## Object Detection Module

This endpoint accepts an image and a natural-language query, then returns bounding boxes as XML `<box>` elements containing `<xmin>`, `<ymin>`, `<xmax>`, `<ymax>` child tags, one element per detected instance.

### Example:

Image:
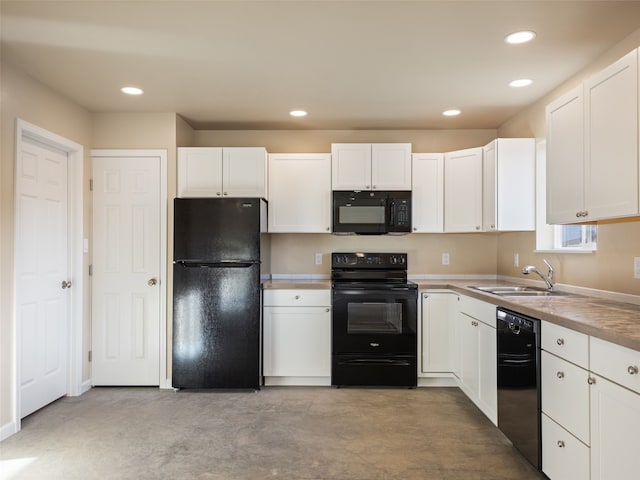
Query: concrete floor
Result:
<box><xmin>0</xmin><ymin>386</ymin><xmax>543</xmax><ymax>480</ymax></box>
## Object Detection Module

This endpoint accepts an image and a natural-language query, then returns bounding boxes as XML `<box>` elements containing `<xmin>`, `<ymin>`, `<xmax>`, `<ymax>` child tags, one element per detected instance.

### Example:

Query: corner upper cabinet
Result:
<box><xmin>444</xmin><ymin>147</ymin><xmax>483</xmax><ymax>232</ymax></box>
<box><xmin>546</xmin><ymin>48</ymin><xmax>639</xmax><ymax>224</ymax></box>
<box><xmin>177</xmin><ymin>147</ymin><xmax>267</xmax><ymax>198</ymax></box>
<box><xmin>331</xmin><ymin>143</ymin><xmax>412</xmax><ymax>190</ymax></box>
<box><xmin>267</xmin><ymin>153</ymin><xmax>332</xmax><ymax>233</ymax></box>
<box><xmin>412</xmin><ymin>153</ymin><xmax>444</xmax><ymax>232</ymax></box>
<box><xmin>482</xmin><ymin>138</ymin><xmax>535</xmax><ymax>231</ymax></box>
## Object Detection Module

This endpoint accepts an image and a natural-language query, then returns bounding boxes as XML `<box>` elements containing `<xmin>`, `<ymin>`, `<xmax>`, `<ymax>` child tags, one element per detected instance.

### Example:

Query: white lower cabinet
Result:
<box><xmin>542</xmin><ymin>413</ymin><xmax>590</xmax><ymax>480</ymax></box>
<box><xmin>262</xmin><ymin>289</ymin><xmax>331</xmax><ymax>386</ymax></box>
<box><xmin>419</xmin><ymin>291</ymin><xmax>458</xmax><ymax>376</ymax></box>
<box><xmin>589</xmin><ymin>337</ymin><xmax>640</xmax><ymax>480</ymax></box>
<box><xmin>457</xmin><ymin>294</ymin><xmax>497</xmax><ymax>425</ymax></box>
<box><xmin>541</xmin><ymin>321</ymin><xmax>590</xmax><ymax>480</ymax></box>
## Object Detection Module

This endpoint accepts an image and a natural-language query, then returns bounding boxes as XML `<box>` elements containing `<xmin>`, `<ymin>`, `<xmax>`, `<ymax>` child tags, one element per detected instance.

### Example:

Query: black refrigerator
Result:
<box><xmin>172</xmin><ymin>198</ymin><xmax>267</xmax><ymax>390</ymax></box>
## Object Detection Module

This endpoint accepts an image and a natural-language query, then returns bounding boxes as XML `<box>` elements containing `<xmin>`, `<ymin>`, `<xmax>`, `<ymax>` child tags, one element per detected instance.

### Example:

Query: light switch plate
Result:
<box><xmin>514</xmin><ymin>253</ymin><xmax>519</xmax><ymax>267</ymax></box>
<box><xmin>634</xmin><ymin>257</ymin><xmax>640</xmax><ymax>279</ymax></box>
<box><xmin>315</xmin><ymin>253</ymin><xmax>322</xmax><ymax>265</ymax></box>
<box><xmin>442</xmin><ymin>253</ymin><xmax>450</xmax><ymax>265</ymax></box>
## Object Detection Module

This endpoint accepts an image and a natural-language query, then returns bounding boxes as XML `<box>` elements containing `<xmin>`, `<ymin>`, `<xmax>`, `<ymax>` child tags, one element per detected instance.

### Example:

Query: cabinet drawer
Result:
<box><xmin>542</xmin><ymin>413</ymin><xmax>590</xmax><ymax>480</ymax></box>
<box><xmin>541</xmin><ymin>351</ymin><xmax>590</xmax><ymax>445</ymax></box>
<box><xmin>263</xmin><ymin>289</ymin><xmax>330</xmax><ymax>307</ymax></box>
<box><xmin>458</xmin><ymin>295</ymin><xmax>496</xmax><ymax>327</ymax></box>
<box><xmin>591</xmin><ymin>336</ymin><xmax>640</xmax><ymax>394</ymax></box>
<box><xmin>541</xmin><ymin>321</ymin><xmax>589</xmax><ymax>368</ymax></box>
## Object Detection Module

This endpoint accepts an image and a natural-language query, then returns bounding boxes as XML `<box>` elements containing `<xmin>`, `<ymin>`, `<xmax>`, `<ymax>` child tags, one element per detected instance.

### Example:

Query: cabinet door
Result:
<box><xmin>371</xmin><ymin>143</ymin><xmax>412</xmax><ymax>190</ymax></box>
<box><xmin>546</xmin><ymin>85</ymin><xmax>585</xmax><ymax>224</ymax></box>
<box><xmin>263</xmin><ymin>306</ymin><xmax>331</xmax><ymax>377</ymax></box>
<box><xmin>331</xmin><ymin>143</ymin><xmax>372</xmax><ymax>190</ymax></box>
<box><xmin>412</xmin><ymin>153</ymin><xmax>444</xmax><ymax>232</ymax></box>
<box><xmin>459</xmin><ymin>312</ymin><xmax>479</xmax><ymax>401</ymax></box>
<box><xmin>177</xmin><ymin>147</ymin><xmax>223</xmax><ymax>197</ymax></box>
<box><xmin>585</xmin><ymin>49</ymin><xmax>639</xmax><ymax>221</ymax></box>
<box><xmin>444</xmin><ymin>147</ymin><xmax>483</xmax><ymax>232</ymax></box>
<box><xmin>267</xmin><ymin>154</ymin><xmax>331</xmax><ymax>233</ymax></box>
<box><xmin>483</xmin><ymin>139</ymin><xmax>536</xmax><ymax>231</ymax></box>
<box><xmin>222</xmin><ymin>147</ymin><xmax>267</xmax><ymax>198</ymax></box>
<box><xmin>420</xmin><ymin>292</ymin><xmax>456</xmax><ymax>374</ymax></box>
<box><xmin>477</xmin><ymin>320</ymin><xmax>497</xmax><ymax>426</ymax></box>
<box><xmin>590</xmin><ymin>374</ymin><xmax>640</xmax><ymax>480</ymax></box>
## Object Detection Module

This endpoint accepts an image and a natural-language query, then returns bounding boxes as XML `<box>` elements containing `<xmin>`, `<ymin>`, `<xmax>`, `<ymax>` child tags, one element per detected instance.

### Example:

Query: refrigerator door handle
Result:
<box><xmin>176</xmin><ymin>261</ymin><xmax>259</xmax><ymax>268</ymax></box>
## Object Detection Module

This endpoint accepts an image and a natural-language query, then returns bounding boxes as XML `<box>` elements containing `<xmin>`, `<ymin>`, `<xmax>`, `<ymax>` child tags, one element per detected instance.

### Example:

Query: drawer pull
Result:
<box><xmin>325</xmin><ymin>308</ymin><xmax>330</xmax><ymax>313</ymax></box>
<box><xmin>588</xmin><ymin>376</ymin><xmax>596</xmax><ymax>385</ymax></box>
<box><xmin>295</xmin><ymin>295</ymin><xmax>300</xmax><ymax>300</ymax></box>
<box><xmin>557</xmin><ymin>440</ymin><xmax>565</xmax><ymax>448</ymax></box>
<box><xmin>628</xmin><ymin>366</ymin><xmax>639</xmax><ymax>375</ymax></box>
<box><xmin>557</xmin><ymin>338</ymin><xmax>565</xmax><ymax>346</ymax></box>
<box><xmin>556</xmin><ymin>371</ymin><xmax>564</xmax><ymax>379</ymax></box>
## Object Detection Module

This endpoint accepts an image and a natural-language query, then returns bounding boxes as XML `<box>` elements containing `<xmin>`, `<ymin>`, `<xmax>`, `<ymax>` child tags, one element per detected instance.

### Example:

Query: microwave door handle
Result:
<box><xmin>389</xmin><ymin>200</ymin><xmax>395</xmax><ymax>226</ymax></box>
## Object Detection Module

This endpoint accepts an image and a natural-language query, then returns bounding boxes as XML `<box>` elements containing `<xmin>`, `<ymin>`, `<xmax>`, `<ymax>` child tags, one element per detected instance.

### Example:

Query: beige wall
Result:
<box><xmin>497</xmin><ymin>28</ymin><xmax>640</xmax><ymax>296</ymax></box>
<box><xmin>0</xmin><ymin>62</ymin><xmax>92</xmax><ymax>432</ymax></box>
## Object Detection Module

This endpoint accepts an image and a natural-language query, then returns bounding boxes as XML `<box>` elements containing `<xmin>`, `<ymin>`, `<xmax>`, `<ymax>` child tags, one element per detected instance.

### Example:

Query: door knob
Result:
<box><xmin>61</xmin><ymin>280</ymin><xmax>73</xmax><ymax>289</ymax></box>
<box><xmin>148</xmin><ymin>278</ymin><xmax>158</xmax><ymax>286</ymax></box>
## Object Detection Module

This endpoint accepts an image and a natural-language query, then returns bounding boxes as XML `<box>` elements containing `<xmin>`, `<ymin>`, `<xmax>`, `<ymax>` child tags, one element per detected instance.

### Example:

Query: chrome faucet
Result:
<box><xmin>522</xmin><ymin>259</ymin><xmax>554</xmax><ymax>290</ymax></box>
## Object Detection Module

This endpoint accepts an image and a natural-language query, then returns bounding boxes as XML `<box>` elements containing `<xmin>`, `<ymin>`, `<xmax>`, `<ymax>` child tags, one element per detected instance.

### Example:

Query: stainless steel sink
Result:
<box><xmin>469</xmin><ymin>285</ymin><xmax>571</xmax><ymax>297</ymax></box>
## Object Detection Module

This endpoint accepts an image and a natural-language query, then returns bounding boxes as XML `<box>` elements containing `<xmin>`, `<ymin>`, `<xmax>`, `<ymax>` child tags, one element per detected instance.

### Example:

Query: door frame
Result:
<box><xmin>12</xmin><ymin>119</ymin><xmax>84</xmax><ymax>435</ymax></box>
<box><xmin>90</xmin><ymin>149</ymin><xmax>168</xmax><ymax>388</ymax></box>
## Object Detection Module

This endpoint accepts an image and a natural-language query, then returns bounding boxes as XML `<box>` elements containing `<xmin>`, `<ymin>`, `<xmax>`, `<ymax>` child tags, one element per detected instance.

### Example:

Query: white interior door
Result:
<box><xmin>92</xmin><ymin>155</ymin><xmax>161</xmax><ymax>385</ymax></box>
<box><xmin>16</xmin><ymin>138</ymin><xmax>70</xmax><ymax>418</ymax></box>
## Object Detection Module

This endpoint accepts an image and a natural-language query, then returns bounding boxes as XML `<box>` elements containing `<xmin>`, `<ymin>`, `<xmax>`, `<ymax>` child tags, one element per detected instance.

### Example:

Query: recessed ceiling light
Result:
<box><xmin>442</xmin><ymin>109</ymin><xmax>461</xmax><ymax>117</ymax></box>
<box><xmin>120</xmin><ymin>86</ymin><xmax>144</xmax><ymax>95</ymax></box>
<box><xmin>289</xmin><ymin>110</ymin><xmax>307</xmax><ymax>117</ymax></box>
<box><xmin>504</xmin><ymin>30</ymin><xmax>536</xmax><ymax>44</ymax></box>
<box><xmin>509</xmin><ymin>78</ymin><xmax>533</xmax><ymax>88</ymax></box>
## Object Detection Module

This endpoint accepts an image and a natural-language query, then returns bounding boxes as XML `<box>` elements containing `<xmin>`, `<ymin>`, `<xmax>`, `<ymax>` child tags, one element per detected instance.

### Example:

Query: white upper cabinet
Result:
<box><xmin>546</xmin><ymin>85</ymin><xmax>585</xmax><ymax>224</ymax></box>
<box><xmin>444</xmin><ymin>147</ymin><xmax>483</xmax><ymax>232</ymax></box>
<box><xmin>585</xmin><ymin>49</ymin><xmax>639</xmax><ymax>221</ymax></box>
<box><xmin>546</xmin><ymin>48</ymin><xmax>639</xmax><ymax>224</ymax></box>
<box><xmin>331</xmin><ymin>143</ymin><xmax>411</xmax><ymax>190</ymax></box>
<box><xmin>482</xmin><ymin>139</ymin><xmax>535</xmax><ymax>231</ymax></box>
<box><xmin>412</xmin><ymin>153</ymin><xmax>444</xmax><ymax>233</ymax></box>
<box><xmin>267</xmin><ymin>153</ymin><xmax>332</xmax><ymax>233</ymax></box>
<box><xmin>177</xmin><ymin>147</ymin><xmax>267</xmax><ymax>198</ymax></box>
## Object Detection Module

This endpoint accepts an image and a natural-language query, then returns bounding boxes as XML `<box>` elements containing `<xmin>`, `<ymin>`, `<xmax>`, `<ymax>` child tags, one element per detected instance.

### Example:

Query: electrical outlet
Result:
<box><xmin>442</xmin><ymin>253</ymin><xmax>450</xmax><ymax>265</ymax></box>
<box><xmin>514</xmin><ymin>253</ymin><xmax>519</xmax><ymax>267</ymax></box>
<box><xmin>634</xmin><ymin>257</ymin><xmax>640</xmax><ymax>279</ymax></box>
<box><xmin>315</xmin><ymin>253</ymin><xmax>322</xmax><ymax>265</ymax></box>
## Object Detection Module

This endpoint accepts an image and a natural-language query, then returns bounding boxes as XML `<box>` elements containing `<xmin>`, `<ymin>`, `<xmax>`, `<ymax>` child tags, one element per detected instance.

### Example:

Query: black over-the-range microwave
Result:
<box><xmin>332</xmin><ymin>190</ymin><xmax>412</xmax><ymax>235</ymax></box>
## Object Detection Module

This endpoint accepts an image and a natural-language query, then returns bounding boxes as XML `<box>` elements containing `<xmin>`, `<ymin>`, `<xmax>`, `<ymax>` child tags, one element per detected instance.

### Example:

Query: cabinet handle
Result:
<box><xmin>557</xmin><ymin>338</ymin><xmax>565</xmax><ymax>346</ymax></box>
<box><xmin>576</xmin><ymin>211</ymin><xmax>582</xmax><ymax>218</ymax></box>
<box><xmin>556</xmin><ymin>371</ymin><xmax>564</xmax><ymax>379</ymax></box>
<box><xmin>372</xmin><ymin>185</ymin><xmax>376</xmax><ymax>189</ymax></box>
<box><xmin>475</xmin><ymin>226</ymin><xmax>481</xmax><ymax>230</ymax></box>
<box><xmin>326</xmin><ymin>227</ymin><xmax>330</xmax><ymax>231</ymax></box>
<box><xmin>325</xmin><ymin>308</ymin><xmax>330</xmax><ymax>312</ymax></box>
<box><xmin>471</xmin><ymin>321</ymin><xmax>478</xmax><ymax>327</ymax></box>
<box><xmin>223</xmin><ymin>192</ymin><xmax>228</xmax><ymax>196</ymax></box>
<box><xmin>588</xmin><ymin>376</ymin><xmax>596</xmax><ymax>385</ymax></box>
<box><xmin>557</xmin><ymin>440</ymin><xmax>565</xmax><ymax>448</ymax></box>
<box><xmin>295</xmin><ymin>295</ymin><xmax>300</xmax><ymax>300</ymax></box>
<box><xmin>628</xmin><ymin>366</ymin><xmax>639</xmax><ymax>375</ymax></box>
<box><xmin>414</xmin><ymin>227</ymin><xmax>417</xmax><ymax>231</ymax></box>
<box><xmin>216</xmin><ymin>192</ymin><xmax>221</xmax><ymax>196</ymax></box>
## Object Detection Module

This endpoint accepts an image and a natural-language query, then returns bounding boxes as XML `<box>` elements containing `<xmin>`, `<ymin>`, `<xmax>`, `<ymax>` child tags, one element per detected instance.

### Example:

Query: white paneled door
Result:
<box><xmin>92</xmin><ymin>155</ymin><xmax>161</xmax><ymax>385</ymax></box>
<box><xmin>16</xmin><ymin>138</ymin><xmax>70</xmax><ymax>418</ymax></box>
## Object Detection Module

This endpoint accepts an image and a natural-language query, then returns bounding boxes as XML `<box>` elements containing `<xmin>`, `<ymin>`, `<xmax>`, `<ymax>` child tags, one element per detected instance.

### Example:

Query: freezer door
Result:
<box><xmin>172</xmin><ymin>262</ymin><xmax>260</xmax><ymax>389</ymax></box>
<box><xmin>174</xmin><ymin>198</ymin><xmax>261</xmax><ymax>262</ymax></box>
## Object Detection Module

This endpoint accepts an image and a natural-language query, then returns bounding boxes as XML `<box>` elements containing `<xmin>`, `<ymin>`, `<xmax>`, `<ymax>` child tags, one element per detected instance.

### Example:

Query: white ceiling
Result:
<box><xmin>2</xmin><ymin>1</ymin><xmax>640</xmax><ymax>130</ymax></box>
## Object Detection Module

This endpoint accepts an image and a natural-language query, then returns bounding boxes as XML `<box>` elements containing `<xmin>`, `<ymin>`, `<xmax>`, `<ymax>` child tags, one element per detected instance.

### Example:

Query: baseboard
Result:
<box><xmin>264</xmin><ymin>376</ymin><xmax>331</xmax><ymax>386</ymax></box>
<box><xmin>0</xmin><ymin>420</ymin><xmax>18</xmax><ymax>442</ymax></box>
<box><xmin>417</xmin><ymin>376</ymin><xmax>458</xmax><ymax>387</ymax></box>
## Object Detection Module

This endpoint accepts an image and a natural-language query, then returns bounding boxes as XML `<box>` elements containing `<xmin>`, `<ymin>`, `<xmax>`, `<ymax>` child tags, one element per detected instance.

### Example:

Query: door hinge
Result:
<box><xmin>88</xmin><ymin>350</ymin><xmax>92</xmax><ymax>362</ymax></box>
<box><xmin>89</xmin><ymin>179</ymin><xmax>93</xmax><ymax>191</ymax></box>
<box><xmin>89</xmin><ymin>264</ymin><xmax>93</xmax><ymax>276</ymax></box>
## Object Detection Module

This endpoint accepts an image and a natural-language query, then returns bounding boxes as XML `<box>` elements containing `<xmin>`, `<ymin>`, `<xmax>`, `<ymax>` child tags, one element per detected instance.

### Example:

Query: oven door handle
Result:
<box><xmin>339</xmin><ymin>358</ymin><xmax>412</xmax><ymax>367</ymax></box>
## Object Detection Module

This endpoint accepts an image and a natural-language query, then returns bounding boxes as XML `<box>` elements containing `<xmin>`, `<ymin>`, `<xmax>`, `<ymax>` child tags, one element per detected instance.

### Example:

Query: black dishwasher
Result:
<box><xmin>496</xmin><ymin>308</ymin><xmax>541</xmax><ymax>471</ymax></box>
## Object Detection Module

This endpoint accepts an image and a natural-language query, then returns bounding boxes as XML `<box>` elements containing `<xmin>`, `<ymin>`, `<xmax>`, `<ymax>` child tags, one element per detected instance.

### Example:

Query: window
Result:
<box><xmin>535</xmin><ymin>140</ymin><xmax>596</xmax><ymax>253</ymax></box>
